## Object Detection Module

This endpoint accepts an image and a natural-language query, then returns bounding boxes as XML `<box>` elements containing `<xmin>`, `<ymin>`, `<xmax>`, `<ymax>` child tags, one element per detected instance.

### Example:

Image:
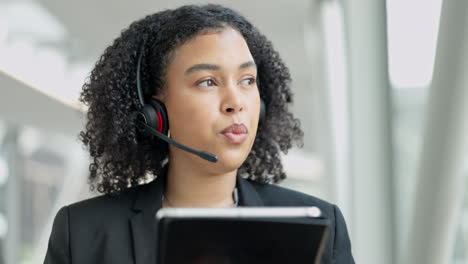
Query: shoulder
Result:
<box><xmin>247</xmin><ymin>180</ymin><xmax>355</xmax><ymax>262</ymax></box>
<box><xmin>59</xmin><ymin>181</ymin><xmax>153</xmax><ymax>224</ymax></box>
<box><xmin>69</xmin><ymin>184</ymin><xmax>138</xmax><ymax>211</ymax></box>
<box><xmin>45</xmin><ymin>182</ymin><xmax>155</xmax><ymax>263</ymax></box>
<box><xmin>246</xmin><ymin>179</ymin><xmax>347</xmax><ymax>226</ymax></box>
<box><xmin>47</xmin><ymin>182</ymin><xmax>153</xmax><ymax>247</ymax></box>
<box><xmin>247</xmin><ymin>179</ymin><xmax>334</xmax><ymax>210</ymax></box>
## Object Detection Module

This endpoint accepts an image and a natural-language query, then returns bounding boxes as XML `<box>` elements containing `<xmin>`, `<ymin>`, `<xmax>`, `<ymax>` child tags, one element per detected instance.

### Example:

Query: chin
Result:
<box><xmin>213</xmin><ymin>153</ymin><xmax>248</xmax><ymax>173</ymax></box>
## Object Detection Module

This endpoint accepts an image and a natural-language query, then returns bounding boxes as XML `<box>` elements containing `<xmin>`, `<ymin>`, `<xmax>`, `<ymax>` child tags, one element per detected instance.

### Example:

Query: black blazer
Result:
<box><xmin>44</xmin><ymin>169</ymin><xmax>355</xmax><ymax>264</ymax></box>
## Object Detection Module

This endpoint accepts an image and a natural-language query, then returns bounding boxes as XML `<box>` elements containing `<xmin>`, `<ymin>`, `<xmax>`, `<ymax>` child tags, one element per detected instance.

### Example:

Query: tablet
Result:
<box><xmin>155</xmin><ymin>207</ymin><xmax>330</xmax><ymax>264</ymax></box>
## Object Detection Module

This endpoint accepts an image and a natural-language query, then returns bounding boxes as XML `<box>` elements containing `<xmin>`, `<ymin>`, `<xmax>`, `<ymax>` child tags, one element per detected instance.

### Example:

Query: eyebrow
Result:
<box><xmin>184</xmin><ymin>60</ymin><xmax>257</xmax><ymax>75</ymax></box>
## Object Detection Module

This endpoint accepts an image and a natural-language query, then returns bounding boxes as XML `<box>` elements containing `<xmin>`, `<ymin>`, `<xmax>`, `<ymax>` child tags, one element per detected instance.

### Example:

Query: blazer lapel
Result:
<box><xmin>236</xmin><ymin>175</ymin><xmax>265</xmax><ymax>207</ymax></box>
<box><xmin>130</xmin><ymin>167</ymin><xmax>167</xmax><ymax>264</ymax></box>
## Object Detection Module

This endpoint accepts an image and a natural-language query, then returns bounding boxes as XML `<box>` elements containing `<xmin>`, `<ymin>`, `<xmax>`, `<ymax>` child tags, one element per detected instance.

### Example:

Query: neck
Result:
<box><xmin>163</xmin><ymin>158</ymin><xmax>238</xmax><ymax>208</ymax></box>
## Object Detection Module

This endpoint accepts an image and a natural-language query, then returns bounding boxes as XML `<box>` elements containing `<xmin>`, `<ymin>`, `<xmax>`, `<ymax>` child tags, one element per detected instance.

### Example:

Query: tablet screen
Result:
<box><xmin>156</xmin><ymin>208</ymin><xmax>330</xmax><ymax>264</ymax></box>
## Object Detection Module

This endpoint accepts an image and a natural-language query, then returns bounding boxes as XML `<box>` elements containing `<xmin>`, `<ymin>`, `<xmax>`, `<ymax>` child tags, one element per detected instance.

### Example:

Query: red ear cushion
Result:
<box><xmin>148</xmin><ymin>98</ymin><xmax>169</xmax><ymax>136</ymax></box>
<box><xmin>154</xmin><ymin>108</ymin><xmax>164</xmax><ymax>133</ymax></box>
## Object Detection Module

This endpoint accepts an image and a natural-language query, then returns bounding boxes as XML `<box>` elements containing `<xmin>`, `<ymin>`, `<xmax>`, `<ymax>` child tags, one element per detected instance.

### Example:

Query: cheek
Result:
<box><xmin>250</xmin><ymin>95</ymin><xmax>261</xmax><ymax>124</ymax></box>
<box><xmin>250</xmin><ymin>110</ymin><xmax>260</xmax><ymax>141</ymax></box>
<box><xmin>166</xmin><ymin>99</ymin><xmax>217</xmax><ymax>135</ymax></box>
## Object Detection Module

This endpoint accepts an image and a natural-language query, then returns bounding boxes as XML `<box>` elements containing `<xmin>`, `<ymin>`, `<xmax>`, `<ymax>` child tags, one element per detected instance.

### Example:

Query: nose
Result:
<box><xmin>223</xmin><ymin>103</ymin><xmax>243</xmax><ymax>114</ymax></box>
<box><xmin>221</xmin><ymin>85</ymin><xmax>244</xmax><ymax>115</ymax></box>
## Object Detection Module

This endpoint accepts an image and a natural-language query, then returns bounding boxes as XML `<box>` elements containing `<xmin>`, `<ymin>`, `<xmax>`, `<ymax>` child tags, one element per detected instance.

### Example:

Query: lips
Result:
<box><xmin>221</xmin><ymin>123</ymin><xmax>248</xmax><ymax>134</ymax></box>
<box><xmin>220</xmin><ymin>123</ymin><xmax>248</xmax><ymax>144</ymax></box>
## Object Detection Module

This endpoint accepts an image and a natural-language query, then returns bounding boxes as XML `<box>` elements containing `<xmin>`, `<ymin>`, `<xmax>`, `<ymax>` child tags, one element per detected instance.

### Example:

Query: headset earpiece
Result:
<box><xmin>137</xmin><ymin>98</ymin><xmax>169</xmax><ymax>136</ymax></box>
<box><xmin>148</xmin><ymin>98</ymin><xmax>169</xmax><ymax>135</ymax></box>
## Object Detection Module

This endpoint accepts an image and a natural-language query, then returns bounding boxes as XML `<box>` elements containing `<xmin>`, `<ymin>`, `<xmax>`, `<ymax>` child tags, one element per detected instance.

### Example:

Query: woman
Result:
<box><xmin>44</xmin><ymin>4</ymin><xmax>354</xmax><ymax>264</ymax></box>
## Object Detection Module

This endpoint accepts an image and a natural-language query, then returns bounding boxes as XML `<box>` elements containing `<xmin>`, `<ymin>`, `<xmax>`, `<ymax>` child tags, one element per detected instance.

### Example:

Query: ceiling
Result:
<box><xmin>37</xmin><ymin>0</ymin><xmax>318</xmax><ymax>93</ymax></box>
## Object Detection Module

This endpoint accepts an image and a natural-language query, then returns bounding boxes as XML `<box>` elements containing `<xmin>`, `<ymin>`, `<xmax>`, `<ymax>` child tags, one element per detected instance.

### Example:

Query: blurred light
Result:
<box><xmin>387</xmin><ymin>0</ymin><xmax>443</xmax><ymax>88</ymax></box>
<box><xmin>0</xmin><ymin>1</ymin><xmax>92</xmax><ymax>103</ymax></box>
<box><xmin>0</xmin><ymin>213</ymin><xmax>6</xmax><ymax>238</ymax></box>
<box><xmin>322</xmin><ymin>0</ymin><xmax>349</xmax><ymax>147</ymax></box>
<box><xmin>321</xmin><ymin>0</ymin><xmax>351</xmax><ymax>204</ymax></box>
<box><xmin>0</xmin><ymin>23</ymin><xmax>8</xmax><ymax>42</ymax></box>
<box><xmin>0</xmin><ymin>158</ymin><xmax>8</xmax><ymax>186</ymax></box>
<box><xmin>30</xmin><ymin>47</ymin><xmax>66</xmax><ymax>95</ymax></box>
<box><xmin>282</xmin><ymin>150</ymin><xmax>323</xmax><ymax>180</ymax></box>
<box><xmin>0</xmin><ymin>120</ymin><xmax>6</xmax><ymax>144</ymax></box>
<box><xmin>0</xmin><ymin>2</ymin><xmax>66</xmax><ymax>43</ymax></box>
<box><xmin>18</xmin><ymin>126</ymin><xmax>41</xmax><ymax>157</ymax></box>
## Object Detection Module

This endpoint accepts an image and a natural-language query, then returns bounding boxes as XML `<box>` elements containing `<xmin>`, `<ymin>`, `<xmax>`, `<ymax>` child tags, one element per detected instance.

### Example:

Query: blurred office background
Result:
<box><xmin>0</xmin><ymin>0</ymin><xmax>467</xmax><ymax>263</ymax></box>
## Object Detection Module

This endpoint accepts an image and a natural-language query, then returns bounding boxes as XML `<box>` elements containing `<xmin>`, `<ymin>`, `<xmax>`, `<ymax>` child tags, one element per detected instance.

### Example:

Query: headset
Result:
<box><xmin>134</xmin><ymin>44</ymin><xmax>266</xmax><ymax>163</ymax></box>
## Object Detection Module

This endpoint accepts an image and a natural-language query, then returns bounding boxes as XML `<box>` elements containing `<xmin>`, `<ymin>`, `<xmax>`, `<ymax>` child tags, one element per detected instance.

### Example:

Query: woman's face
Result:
<box><xmin>155</xmin><ymin>27</ymin><xmax>261</xmax><ymax>173</ymax></box>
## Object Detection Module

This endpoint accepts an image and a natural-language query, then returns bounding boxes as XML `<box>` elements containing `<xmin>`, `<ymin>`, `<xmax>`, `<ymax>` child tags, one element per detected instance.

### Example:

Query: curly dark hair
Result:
<box><xmin>79</xmin><ymin>4</ymin><xmax>304</xmax><ymax>194</ymax></box>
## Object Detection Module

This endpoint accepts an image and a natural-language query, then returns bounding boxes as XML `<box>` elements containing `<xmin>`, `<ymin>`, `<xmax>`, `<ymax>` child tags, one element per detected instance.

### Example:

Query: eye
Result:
<box><xmin>197</xmin><ymin>79</ymin><xmax>217</xmax><ymax>87</ymax></box>
<box><xmin>240</xmin><ymin>77</ymin><xmax>256</xmax><ymax>86</ymax></box>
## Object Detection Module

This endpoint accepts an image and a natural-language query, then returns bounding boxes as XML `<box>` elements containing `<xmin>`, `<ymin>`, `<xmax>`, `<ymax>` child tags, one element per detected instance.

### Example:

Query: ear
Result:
<box><xmin>152</xmin><ymin>88</ymin><xmax>167</xmax><ymax>102</ymax></box>
<box><xmin>152</xmin><ymin>94</ymin><xmax>165</xmax><ymax>103</ymax></box>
